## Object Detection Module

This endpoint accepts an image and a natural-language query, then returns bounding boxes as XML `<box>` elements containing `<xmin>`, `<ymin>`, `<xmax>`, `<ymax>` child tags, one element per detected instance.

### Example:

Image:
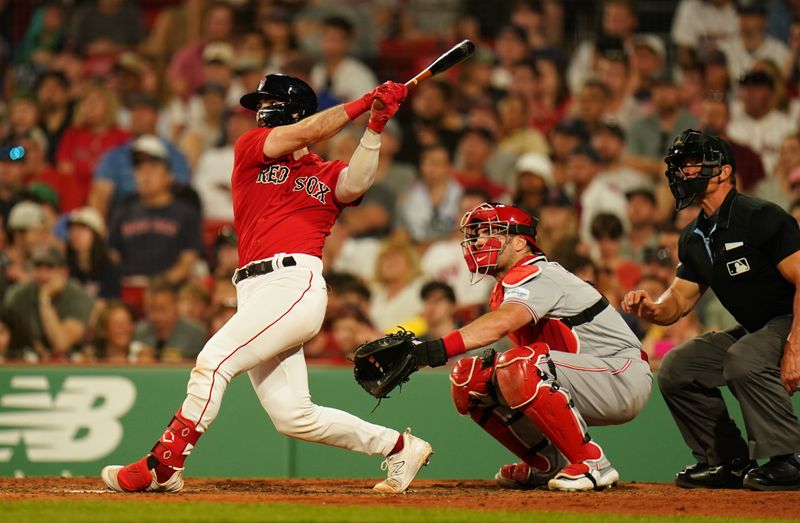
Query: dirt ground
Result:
<box><xmin>1</xmin><ymin>478</ymin><xmax>799</xmax><ymax>520</ymax></box>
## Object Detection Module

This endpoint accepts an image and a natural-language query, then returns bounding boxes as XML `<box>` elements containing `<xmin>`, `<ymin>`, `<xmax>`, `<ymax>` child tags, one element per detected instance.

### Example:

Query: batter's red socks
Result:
<box><xmin>389</xmin><ymin>434</ymin><xmax>404</xmax><ymax>456</ymax></box>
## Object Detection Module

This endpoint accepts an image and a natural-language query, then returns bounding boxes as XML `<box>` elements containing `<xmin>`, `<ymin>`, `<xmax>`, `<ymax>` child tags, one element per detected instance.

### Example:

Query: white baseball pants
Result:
<box><xmin>180</xmin><ymin>253</ymin><xmax>399</xmax><ymax>456</ymax></box>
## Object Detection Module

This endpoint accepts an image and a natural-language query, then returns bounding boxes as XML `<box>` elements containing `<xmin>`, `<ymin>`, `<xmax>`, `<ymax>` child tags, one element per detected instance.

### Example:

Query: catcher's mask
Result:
<box><xmin>239</xmin><ymin>74</ymin><xmax>318</xmax><ymax>128</ymax></box>
<box><xmin>664</xmin><ymin>129</ymin><xmax>734</xmax><ymax>211</ymax></box>
<box><xmin>459</xmin><ymin>202</ymin><xmax>539</xmax><ymax>283</ymax></box>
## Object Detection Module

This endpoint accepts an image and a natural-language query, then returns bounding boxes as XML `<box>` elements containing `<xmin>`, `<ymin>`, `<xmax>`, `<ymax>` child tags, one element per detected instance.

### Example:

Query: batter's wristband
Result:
<box><xmin>442</xmin><ymin>330</ymin><xmax>466</xmax><ymax>358</ymax></box>
<box><xmin>344</xmin><ymin>97</ymin><xmax>369</xmax><ymax>120</ymax></box>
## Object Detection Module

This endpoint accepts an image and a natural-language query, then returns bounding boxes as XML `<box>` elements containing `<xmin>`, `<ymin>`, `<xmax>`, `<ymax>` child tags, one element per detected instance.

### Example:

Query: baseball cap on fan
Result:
<box><xmin>516</xmin><ymin>152</ymin><xmax>555</xmax><ymax>189</ymax></box>
<box><xmin>131</xmin><ymin>135</ymin><xmax>169</xmax><ymax>164</ymax></box>
<box><xmin>68</xmin><ymin>206</ymin><xmax>105</xmax><ymax>235</ymax></box>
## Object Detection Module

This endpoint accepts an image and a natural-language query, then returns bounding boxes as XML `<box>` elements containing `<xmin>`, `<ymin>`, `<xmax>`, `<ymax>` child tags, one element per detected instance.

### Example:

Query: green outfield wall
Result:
<box><xmin>0</xmin><ymin>365</ymin><xmax>787</xmax><ymax>482</ymax></box>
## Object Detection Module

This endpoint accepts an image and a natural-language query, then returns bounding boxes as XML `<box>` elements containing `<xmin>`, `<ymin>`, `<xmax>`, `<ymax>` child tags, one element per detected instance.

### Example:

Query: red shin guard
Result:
<box><xmin>470</xmin><ymin>408</ymin><xmax>552</xmax><ymax>471</ymax></box>
<box><xmin>150</xmin><ymin>410</ymin><xmax>202</xmax><ymax>480</ymax></box>
<box><xmin>495</xmin><ymin>344</ymin><xmax>599</xmax><ymax>465</ymax></box>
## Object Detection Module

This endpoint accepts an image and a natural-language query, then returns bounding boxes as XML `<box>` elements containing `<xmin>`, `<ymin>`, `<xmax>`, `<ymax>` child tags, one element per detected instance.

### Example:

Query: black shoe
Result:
<box><xmin>743</xmin><ymin>456</ymin><xmax>800</xmax><ymax>491</ymax></box>
<box><xmin>675</xmin><ymin>458</ymin><xmax>756</xmax><ymax>489</ymax></box>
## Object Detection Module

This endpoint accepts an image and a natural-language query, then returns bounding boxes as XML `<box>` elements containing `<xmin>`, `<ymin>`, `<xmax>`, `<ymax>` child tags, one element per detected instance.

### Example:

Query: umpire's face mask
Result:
<box><xmin>665</xmin><ymin>156</ymin><xmax>718</xmax><ymax>211</ymax></box>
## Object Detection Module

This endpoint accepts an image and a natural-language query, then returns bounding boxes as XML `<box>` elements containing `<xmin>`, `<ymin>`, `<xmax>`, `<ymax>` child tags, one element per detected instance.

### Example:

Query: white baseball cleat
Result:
<box><xmin>547</xmin><ymin>454</ymin><xmax>619</xmax><ymax>492</ymax></box>
<box><xmin>373</xmin><ymin>428</ymin><xmax>433</xmax><ymax>494</ymax></box>
<box><xmin>101</xmin><ymin>456</ymin><xmax>184</xmax><ymax>493</ymax></box>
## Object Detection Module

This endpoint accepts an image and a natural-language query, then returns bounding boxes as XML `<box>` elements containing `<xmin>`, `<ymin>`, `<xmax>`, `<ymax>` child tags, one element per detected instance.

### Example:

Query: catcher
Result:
<box><xmin>355</xmin><ymin>202</ymin><xmax>652</xmax><ymax>491</ymax></box>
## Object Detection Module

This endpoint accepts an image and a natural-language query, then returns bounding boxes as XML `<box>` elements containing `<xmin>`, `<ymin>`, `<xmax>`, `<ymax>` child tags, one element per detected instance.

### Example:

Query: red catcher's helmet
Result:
<box><xmin>459</xmin><ymin>202</ymin><xmax>540</xmax><ymax>282</ymax></box>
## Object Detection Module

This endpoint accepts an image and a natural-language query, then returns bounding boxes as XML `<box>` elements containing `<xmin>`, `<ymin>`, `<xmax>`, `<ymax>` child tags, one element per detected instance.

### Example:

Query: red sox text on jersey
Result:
<box><xmin>256</xmin><ymin>165</ymin><xmax>332</xmax><ymax>204</ymax></box>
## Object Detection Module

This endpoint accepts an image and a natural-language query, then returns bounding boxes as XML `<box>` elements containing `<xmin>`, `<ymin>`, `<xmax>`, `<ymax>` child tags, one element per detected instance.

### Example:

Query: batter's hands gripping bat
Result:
<box><xmin>373</xmin><ymin>39</ymin><xmax>476</xmax><ymax>109</ymax></box>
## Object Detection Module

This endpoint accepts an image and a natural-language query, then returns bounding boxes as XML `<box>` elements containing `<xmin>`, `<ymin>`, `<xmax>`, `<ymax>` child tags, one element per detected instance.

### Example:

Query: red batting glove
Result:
<box><xmin>367</xmin><ymin>81</ymin><xmax>408</xmax><ymax>133</ymax></box>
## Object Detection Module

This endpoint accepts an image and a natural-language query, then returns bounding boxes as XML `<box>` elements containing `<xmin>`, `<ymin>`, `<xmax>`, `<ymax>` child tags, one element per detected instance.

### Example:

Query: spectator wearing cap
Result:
<box><xmin>698</xmin><ymin>92</ymin><xmax>766</xmax><ymax>192</ymax></box>
<box><xmin>727</xmin><ymin>70</ymin><xmax>796</xmax><ymax>175</ymax></box>
<box><xmin>453</xmin><ymin>127</ymin><xmax>509</xmax><ymax>201</ymax></box>
<box><xmin>108</xmin><ymin>135</ymin><xmax>202</xmax><ymax>312</ymax></box>
<box><xmin>671</xmin><ymin>0</ymin><xmax>739</xmax><ymax>65</ymax></box>
<box><xmin>629</xmin><ymin>34</ymin><xmax>667</xmax><ymax>102</ymax></box>
<box><xmin>513</xmin><ymin>152</ymin><xmax>554</xmax><ymax>214</ymax></box>
<box><xmin>4</xmin><ymin>244</ymin><xmax>92</xmax><ymax>362</ymax></box>
<box><xmin>108</xmin><ymin>52</ymin><xmax>149</xmax><ymax>128</ymax></box>
<box><xmin>566</xmin><ymin>142</ymin><xmax>629</xmax><ymax>250</ymax></box>
<box><xmin>2</xmin><ymin>129</ymin><xmax>61</xmax><ymax>204</ymax></box>
<box><xmin>67</xmin><ymin>0</ymin><xmax>146</xmax><ymax>57</ymax></box>
<box><xmin>167</xmin><ymin>2</ymin><xmax>235</xmax><ymax>101</ymax></box>
<box><xmin>66</xmin><ymin>206</ymin><xmax>120</xmax><ymax>300</ymax></box>
<box><xmin>625</xmin><ymin>72</ymin><xmax>698</xmax><ymax>179</ymax></box>
<box><xmin>91</xmin><ymin>96</ymin><xmax>189</xmax><ymax>220</ymax></box>
<box><xmin>567</xmin><ymin>0</ymin><xmax>638</xmax><ymax>94</ymax></box>
<box><xmin>35</xmin><ymin>70</ymin><xmax>73</xmax><ymax>165</ymax></box>
<box><xmin>622</xmin><ymin>187</ymin><xmax>660</xmax><ymax>263</ymax></box>
<box><xmin>4</xmin><ymin>200</ymin><xmax>58</xmax><ymax>285</ymax></box>
<box><xmin>55</xmin><ymin>84</ymin><xmax>130</xmax><ymax>212</ymax></box>
<box><xmin>310</xmin><ymin>16</ymin><xmax>377</xmax><ymax>110</ymax></box>
<box><xmin>718</xmin><ymin>4</ymin><xmax>789</xmax><ymax>82</ymax></box>
<box><xmin>592</xmin><ymin>120</ymin><xmax>651</xmax><ymax>194</ymax></box>
<box><xmin>596</xmin><ymin>44</ymin><xmax>643</xmax><ymax>129</ymax></box>
<box><xmin>397</xmin><ymin>144</ymin><xmax>463</xmax><ymax>244</ymax></box>
<box><xmin>496</xmin><ymin>93</ymin><xmax>550</xmax><ymax>158</ymax></box>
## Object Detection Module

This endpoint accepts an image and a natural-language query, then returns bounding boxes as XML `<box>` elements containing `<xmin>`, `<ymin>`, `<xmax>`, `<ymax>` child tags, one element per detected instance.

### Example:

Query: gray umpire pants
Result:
<box><xmin>658</xmin><ymin>315</ymin><xmax>800</xmax><ymax>465</ymax></box>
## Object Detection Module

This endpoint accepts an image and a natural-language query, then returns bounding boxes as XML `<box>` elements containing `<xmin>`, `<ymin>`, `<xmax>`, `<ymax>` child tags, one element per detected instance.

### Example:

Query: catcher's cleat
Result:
<box><xmin>101</xmin><ymin>456</ymin><xmax>184</xmax><ymax>493</ymax></box>
<box><xmin>495</xmin><ymin>462</ymin><xmax>558</xmax><ymax>489</ymax></box>
<box><xmin>547</xmin><ymin>454</ymin><xmax>619</xmax><ymax>492</ymax></box>
<box><xmin>373</xmin><ymin>428</ymin><xmax>432</xmax><ymax>494</ymax></box>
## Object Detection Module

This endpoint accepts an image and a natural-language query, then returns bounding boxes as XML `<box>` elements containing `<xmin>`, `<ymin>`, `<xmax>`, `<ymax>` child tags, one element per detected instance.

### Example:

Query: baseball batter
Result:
<box><xmin>412</xmin><ymin>202</ymin><xmax>652</xmax><ymax>490</ymax></box>
<box><xmin>101</xmin><ymin>74</ymin><xmax>432</xmax><ymax>494</ymax></box>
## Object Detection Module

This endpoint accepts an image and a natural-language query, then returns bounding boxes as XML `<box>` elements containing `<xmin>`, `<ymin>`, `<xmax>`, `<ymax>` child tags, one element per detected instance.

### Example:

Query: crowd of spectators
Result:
<box><xmin>0</xmin><ymin>0</ymin><xmax>799</xmax><ymax>369</ymax></box>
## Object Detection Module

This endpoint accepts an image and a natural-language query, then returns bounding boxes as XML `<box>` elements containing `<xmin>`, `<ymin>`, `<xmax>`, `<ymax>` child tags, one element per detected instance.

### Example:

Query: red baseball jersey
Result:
<box><xmin>231</xmin><ymin>128</ymin><xmax>352</xmax><ymax>265</ymax></box>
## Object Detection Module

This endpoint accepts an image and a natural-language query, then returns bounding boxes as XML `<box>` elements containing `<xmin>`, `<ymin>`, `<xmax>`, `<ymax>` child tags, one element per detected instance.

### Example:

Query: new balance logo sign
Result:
<box><xmin>0</xmin><ymin>376</ymin><xmax>136</xmax><ymax>462</ymax></box>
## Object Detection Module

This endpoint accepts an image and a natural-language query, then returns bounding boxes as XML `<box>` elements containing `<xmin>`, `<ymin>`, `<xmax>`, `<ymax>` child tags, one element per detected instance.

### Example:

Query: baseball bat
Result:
<box><xmin>373</xmin><ymin>39</ymin><xmax>476</xmax><ymax>109</ymax></box>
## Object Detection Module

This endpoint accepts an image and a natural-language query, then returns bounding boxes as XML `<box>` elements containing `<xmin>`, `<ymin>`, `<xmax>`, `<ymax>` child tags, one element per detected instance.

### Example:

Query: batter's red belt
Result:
<box><xmin>233</xmin><ymin>256</ymin><xmax>297</xmax><ymax>284</ymax></box>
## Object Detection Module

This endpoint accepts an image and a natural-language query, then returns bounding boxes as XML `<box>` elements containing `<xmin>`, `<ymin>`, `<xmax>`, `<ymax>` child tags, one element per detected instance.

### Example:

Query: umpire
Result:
<box><xmin>622</xmin><ymin>129</ymin><xmax>800</xmax><ymax>491</ymax></box>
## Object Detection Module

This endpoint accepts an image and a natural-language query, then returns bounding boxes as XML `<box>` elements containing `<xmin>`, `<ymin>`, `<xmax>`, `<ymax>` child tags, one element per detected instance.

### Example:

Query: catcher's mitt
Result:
<box><xmin>353</xmin><ymin>328</ymin><xmax>419</xmax><ymax>399</ymax></box>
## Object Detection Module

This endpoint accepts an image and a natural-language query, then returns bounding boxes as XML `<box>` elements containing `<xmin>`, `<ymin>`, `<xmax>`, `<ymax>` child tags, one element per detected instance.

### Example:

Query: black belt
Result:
<box><xmin>233</xmin><ymin>256</ymin><xmax>296</xmax><ymax>284</ymax></box>
<box><xmin>561</xmin><ymin>296</ymin><xmax>609</xmax><ymax>328</ymax></box>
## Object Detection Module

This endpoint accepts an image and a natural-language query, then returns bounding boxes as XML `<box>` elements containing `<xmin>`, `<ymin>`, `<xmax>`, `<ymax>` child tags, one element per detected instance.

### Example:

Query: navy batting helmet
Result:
<box><xmin>239</xmin><ymin>74</ymin><xmax>318</xmax><ymax>128</ymax></box>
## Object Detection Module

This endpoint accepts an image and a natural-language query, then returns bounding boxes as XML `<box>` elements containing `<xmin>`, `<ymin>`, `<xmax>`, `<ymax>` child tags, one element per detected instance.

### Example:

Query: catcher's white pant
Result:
<box><xmin>180</xmin><ymin>253</ymin><xmax>399</xmax><ymax>456</ymax></box>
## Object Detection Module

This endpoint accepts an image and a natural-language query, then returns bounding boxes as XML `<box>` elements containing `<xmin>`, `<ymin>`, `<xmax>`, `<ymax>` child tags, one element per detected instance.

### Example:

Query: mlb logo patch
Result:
<box><xmin>726</xmin><ymin>257</ymin><xmax>750</xmax><ymax>276</ymax></box>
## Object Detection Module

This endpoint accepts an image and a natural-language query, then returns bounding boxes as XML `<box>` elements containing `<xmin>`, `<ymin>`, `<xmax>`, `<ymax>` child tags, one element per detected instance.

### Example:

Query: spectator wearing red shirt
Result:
<box><xmin>55</xmin><ymin>84</ymin><xmax>129</xmax><ymax>212</ymax></box>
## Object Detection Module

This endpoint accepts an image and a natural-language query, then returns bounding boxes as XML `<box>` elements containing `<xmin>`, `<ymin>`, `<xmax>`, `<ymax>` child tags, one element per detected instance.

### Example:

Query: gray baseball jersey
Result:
<box><xmin>490</xmin><ymin>255</ymin><xmax>651</xmax><ymax>425</ymax></box>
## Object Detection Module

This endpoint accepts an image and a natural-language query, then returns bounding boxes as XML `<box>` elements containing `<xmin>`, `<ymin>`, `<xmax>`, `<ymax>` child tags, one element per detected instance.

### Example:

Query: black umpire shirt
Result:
<box><xmin>676</xmin><ymin>189</ymin><xmax>800</xmax><ymax>332</ymax></box>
